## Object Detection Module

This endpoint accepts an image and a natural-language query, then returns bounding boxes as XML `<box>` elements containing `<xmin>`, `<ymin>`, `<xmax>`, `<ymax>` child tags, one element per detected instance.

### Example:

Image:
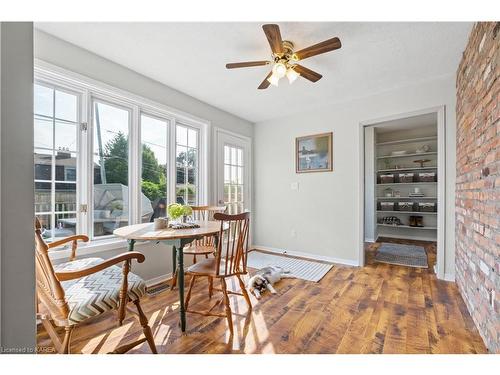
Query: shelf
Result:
<box><xmin>377</xmin><ymin>210</ymin><xmax>437</xmax><ymax>215</ymax></box>
<box><xmin>377</xmin><ymin>224</ymin><xmax>437</xmax><ymax>230</ymax></box>
<box><xmin>377</xmin><ymin>196</ymin><xmax>437</xmax><ymax>200</ymax></box>
<box><xmin>377</xmin><ymin>166</ymin><xmax>437</xmax><ymax>173</ymax></box>
<box><xmin>377</xmin><ymin>182</ymin><xmax>437</xmax><ymax>186</ymax></box>
<box><xmin>376</xmin><ymin>136</ymin><xmax>437</xmax><ymax>146</ymax></box>
<box><xmin>377</xmin><ymin>151</ymin><xmax>437</xmax><ymax>160</ymax></box>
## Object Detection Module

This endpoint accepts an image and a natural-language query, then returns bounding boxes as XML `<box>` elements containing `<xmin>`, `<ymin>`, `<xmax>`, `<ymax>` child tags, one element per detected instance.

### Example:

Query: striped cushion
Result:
<box><xmin>54</xmin><ymin>257</ymin><xmax>146</xmax><ymax>325</ymax></box>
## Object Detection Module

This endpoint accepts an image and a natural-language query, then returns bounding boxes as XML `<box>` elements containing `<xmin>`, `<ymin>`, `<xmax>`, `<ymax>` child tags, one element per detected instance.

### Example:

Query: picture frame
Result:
<box><xmin>295</xmin><ymin>132</ymin><xmax>333</xmax><ymax>173</ymax></box>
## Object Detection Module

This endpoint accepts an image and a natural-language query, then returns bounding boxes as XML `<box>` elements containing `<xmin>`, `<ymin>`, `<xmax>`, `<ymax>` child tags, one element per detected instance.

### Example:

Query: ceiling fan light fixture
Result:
<box><xmin>286</xmin><ymin>67</ymin><xmax>300</xmax><ymax>84</ymax></box>
<box><xmin>272</xmin><ymin>61</ymin><xmax>287</xmax><ymax>78</ymax></box>
<box><xmin>267</xmin><ymin>73</ymin><xmax>280</xmax><ymax>87</ymax></box>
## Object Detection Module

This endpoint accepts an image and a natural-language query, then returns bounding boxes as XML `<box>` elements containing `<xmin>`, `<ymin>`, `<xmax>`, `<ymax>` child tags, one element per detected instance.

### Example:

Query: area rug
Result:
<box><xmin>374</xmin><ymin>242</ymin><xmax>428</xmax><ymax>268</ymax></box>
<box><xmin>247</xmin><ymin>250</ymin><xmax>333</xmax><ymax>282</ymax></box>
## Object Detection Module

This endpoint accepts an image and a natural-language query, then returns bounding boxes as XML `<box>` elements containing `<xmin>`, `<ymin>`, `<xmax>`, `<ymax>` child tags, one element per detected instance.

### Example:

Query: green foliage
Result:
<box><xmin>182</xmin><ymin>205</ymin><xmax>193</xmax><ymax>216</ymax></box>
<box><xmin>141</xmin><ymin>180</ymin><xmax>162</xmax><ymax>202</ymax></box>
<box><xmin>103</xmin><ymin>132</ymin><xmax>128</xmax><ymax>185</ymax></box>
<box><xmin>168</xmin><ymin>203</ymin><xmax>185</xmax><ymax>219</ymax></box>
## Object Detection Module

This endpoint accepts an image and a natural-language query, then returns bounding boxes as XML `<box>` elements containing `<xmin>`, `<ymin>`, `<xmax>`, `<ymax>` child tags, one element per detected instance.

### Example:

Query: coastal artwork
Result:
<box><xmin>295</xmin><ymin>132</ymin><xmax>333</xmax><ymax>173</ymax></box>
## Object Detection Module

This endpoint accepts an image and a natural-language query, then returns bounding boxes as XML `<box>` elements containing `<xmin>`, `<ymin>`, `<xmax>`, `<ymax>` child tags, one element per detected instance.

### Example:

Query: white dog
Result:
<box><xmin>246</xmin><ymin>266</ymin><xmax>294</xmax><ymax>299</ymax></box>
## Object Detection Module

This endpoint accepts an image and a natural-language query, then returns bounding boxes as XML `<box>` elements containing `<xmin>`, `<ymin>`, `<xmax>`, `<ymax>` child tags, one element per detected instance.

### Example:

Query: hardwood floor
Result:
<box><xmin>37</xmin><ymin>244</ymin><xmax>487</xmax><ymax>354</ymax></box>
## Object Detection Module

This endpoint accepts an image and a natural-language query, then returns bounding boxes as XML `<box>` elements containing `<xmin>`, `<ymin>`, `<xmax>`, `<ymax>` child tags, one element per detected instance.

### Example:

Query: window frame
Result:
<box><xmin>35</xmin><ymin>60</ymin><xmax>209</xmax><ymax>252</ymax></box>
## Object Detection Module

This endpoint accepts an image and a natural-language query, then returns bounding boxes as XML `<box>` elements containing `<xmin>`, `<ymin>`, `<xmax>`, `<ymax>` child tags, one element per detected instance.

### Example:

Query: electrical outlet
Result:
<box><xmin>290</xmin><ymin>182</ymin><xmax>299</xmax><ymax>191</ymax></box>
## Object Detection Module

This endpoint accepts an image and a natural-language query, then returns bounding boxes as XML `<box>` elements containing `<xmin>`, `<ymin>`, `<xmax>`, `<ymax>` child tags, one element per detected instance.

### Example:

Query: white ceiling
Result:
<box><xmin>35</xmin><ymin>22</ymin><xmax>472</xmax><ymax>123</ymax></box>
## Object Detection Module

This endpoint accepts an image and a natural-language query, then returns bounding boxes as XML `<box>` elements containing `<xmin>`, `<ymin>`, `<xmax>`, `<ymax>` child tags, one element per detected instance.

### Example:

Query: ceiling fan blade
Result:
<box><xmin>258</xmin><ymin>72</ymin><xmax>273</xmax><ymax>90</ymax></box>
<box><xmin>262</xmin><ymin>24</ymin><xmax>284</xmax><ymax>55</ymax></box>
<box><xmin>293</xmin><ymin>64</ymin><xmax>323</xmax><ymax>82</ymax></box>
<box><xmin>226</xmin><ymin>61</ymin><xmax>270</xmax><ymax>69</ymax></box>
<box><xmin>293</xmin><ymin>37</ymin><xmax>341</xmax><ymax>61</ymax></box>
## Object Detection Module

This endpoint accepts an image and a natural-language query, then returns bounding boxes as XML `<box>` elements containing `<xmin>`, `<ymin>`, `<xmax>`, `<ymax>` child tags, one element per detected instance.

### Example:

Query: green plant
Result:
<box><xmin>182</xmin><ymin>205</ymin><xmax>193</xmax><ymax>216</ymax></box>
<box><xmin>168</xmin><ymin>203</ymin><xmax>185</xmax><ymax>219</ymax></box>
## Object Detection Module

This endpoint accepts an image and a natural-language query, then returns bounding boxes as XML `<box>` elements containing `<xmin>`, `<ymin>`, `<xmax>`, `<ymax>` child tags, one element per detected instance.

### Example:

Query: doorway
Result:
<box><xmin>359</xmin><ymin>107</ymin><xmax>446</xmax><ymax>279</ymax></box>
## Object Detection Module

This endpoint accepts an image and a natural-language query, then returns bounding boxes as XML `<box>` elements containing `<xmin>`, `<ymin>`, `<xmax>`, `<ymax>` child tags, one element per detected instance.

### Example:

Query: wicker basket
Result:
<box><xmin>398</xmin><ymin>201</ymin><xmax>415</xmax><ymax>212</ymax></box>
<box><xmin>418</xmin><ymin>202</ymin><xmax>436</xmax><ymax>212</ymax></box>
<box><xmin>380</xmin><ymin>202</ymin><xmax>395</xmax><ymax>211</ymax></box>
<box><xmin>398</xmin><ymin>173</ymin><xmax>415</xmax><ymax>183</ymax></box>
<box><xmin>418</xmin><ymin>172</ymin><xmax>436</xmax><ymax>182</ymax></box>
<box><xmin>380</xmin><ymin>174</ymin><xmax>395</xmax><ymax>184</ymax></box>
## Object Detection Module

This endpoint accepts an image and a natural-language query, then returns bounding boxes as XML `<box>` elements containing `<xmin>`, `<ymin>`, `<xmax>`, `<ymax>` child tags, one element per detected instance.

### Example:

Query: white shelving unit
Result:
<box><xmin>375</xmin><ymin>133</ymin><xmax>438</xmax><ymax>241</ymax></box>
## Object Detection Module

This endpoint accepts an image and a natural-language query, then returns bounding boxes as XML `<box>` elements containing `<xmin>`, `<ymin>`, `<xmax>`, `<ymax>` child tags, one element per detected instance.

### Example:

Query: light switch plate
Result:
<box><xmin>290</xmin><ymin>182</ymin><xmax>299</xmax><ymax>190</ymax></box>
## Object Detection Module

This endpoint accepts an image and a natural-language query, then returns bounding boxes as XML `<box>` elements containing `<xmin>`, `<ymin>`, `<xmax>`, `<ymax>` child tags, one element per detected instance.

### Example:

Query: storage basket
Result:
<box><xmin>418</xmin><ymin>172</ymin><xmax>436</xmax><ymax>182</ymax></box>
<box><xmin>418</xmin><ymin>202</ymin><xmax>436</xmax><ymax>212</ymax></box>
<box><xmin>380</xmin><ymin>202</ymin><xmax>395</xmax><ymax>211</ymax></box>
<box><xmin>398</xmin><ymin>173</ymin><xmax>415</xmax><ymax>183</ymax></box>
<box><xmin>398</xmin><ymin>201</ymin><xmax>415</xmax><ymax>212</ymax></box>
<box><xmin>380</xmin><ymin>174</ymin><xmax>395</xmax><ymax>184</ymax></box>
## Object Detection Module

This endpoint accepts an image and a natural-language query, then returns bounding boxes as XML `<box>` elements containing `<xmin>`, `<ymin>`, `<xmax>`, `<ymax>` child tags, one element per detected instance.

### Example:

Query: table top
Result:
<box><xmin>113</xmin><ymin>221</ymin><xmax>223</xmax><ymax>241</ymax></box>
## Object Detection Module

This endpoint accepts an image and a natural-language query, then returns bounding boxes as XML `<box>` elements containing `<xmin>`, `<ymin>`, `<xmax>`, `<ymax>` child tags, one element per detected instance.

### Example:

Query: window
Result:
<box><xmin>140</xmin><ymin>114</ymin><xmax>169</xmax><ymax>222</ymax></box>
<box><xmin>34</xmin><ymin>66</ymin><xmax>208</xmax><ymax>246</ymax></box>
<box><xmin>92</xmin><ymin>100</ymin><xmax>131</xmax><ymax>237</ymax></box>
<box><xmin>34</xmin><ymin>84</ymin><xmax>79</xmax><ymax>242</ymax></box>
<box><xmin>176</xmin><ymin>124</ymin><xmax>199</xmax><ymax>205</ymax></box>
<box><xmin>224</xmin><ymin>145</ymin><xmax>244</xmax><ymax>214</ymax></box>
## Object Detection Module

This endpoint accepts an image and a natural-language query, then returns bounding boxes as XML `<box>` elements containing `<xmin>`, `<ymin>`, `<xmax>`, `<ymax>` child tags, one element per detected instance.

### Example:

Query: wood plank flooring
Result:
<box><xmin>37</xmin><ymin>241</ymin><xmax>487</xmax><ymax>354</ymax></box>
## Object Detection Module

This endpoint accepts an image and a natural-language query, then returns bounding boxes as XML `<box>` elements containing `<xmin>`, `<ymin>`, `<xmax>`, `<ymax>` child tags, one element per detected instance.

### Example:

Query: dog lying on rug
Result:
<box><xmin>247</xmin><ymin>266</ymin><xmax>294</xmax><ymax>299</ymax></box>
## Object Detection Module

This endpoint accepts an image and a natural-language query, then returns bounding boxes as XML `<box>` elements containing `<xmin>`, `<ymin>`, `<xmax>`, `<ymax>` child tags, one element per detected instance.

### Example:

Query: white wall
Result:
<box><xmin>253</xmin><ymin>75</ymin><xmax>457</xmax><ymax>277</ymax></box>
<box><xmin>34</xmin><ymin>30</ymin><xmax>254</xmax><ymax>283</ymax></box>
<box><xmin>1</xmin><ymin>22</ymin><xmax>35</xmax><ymax>350</ymax></box>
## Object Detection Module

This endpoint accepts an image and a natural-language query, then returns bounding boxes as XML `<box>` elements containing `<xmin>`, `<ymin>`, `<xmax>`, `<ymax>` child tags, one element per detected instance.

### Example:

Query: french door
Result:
<box><xmin>215</xmin><ymin>129</ymin><xmax>251</xmax><ymax>215</ymax></box>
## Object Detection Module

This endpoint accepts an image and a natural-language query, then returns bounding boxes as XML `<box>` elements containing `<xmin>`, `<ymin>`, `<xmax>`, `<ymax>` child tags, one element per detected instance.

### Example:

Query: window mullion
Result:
<box><xmin>130</xmin><ymin>105</ymin><xmax>141</xmax><ymax>224</ymax></box>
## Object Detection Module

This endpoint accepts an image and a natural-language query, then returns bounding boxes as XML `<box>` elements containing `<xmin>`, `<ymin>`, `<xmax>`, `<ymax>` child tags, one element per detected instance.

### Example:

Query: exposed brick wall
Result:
<box><xmin>456</xmin><ymin>22</ymin><xmax>499</xmax><ymax>353</ymax></box>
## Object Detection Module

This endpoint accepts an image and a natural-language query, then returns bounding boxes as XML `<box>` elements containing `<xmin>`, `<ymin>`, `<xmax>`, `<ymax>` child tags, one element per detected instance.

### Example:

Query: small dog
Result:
<box><xmin>247</xmin><ymin>266</ymin><xmax>294</xmax><ymax>299</ymax></box>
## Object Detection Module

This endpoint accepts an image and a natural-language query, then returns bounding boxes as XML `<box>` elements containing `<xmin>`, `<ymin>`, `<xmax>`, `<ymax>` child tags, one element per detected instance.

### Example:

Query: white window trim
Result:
<box><xmin>35</xmin><ymin>59</ymin><xmax>210</xmax><ymax>256</ymax></box>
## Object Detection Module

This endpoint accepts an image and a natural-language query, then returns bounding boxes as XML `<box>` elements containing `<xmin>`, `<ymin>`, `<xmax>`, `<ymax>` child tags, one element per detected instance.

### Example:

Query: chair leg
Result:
<box><xmin>133</xmin><ymin>300</ymin><xmax>158</xmax><ymax>354</ymax></box>
<box><xmin>208</xmin><ymin>277</ymin><xmax>214</xmax><ymax>299</ymax></box>
<box><xmin>185</xmin><ymin>274</ymin><xmax>197</xmax><ymax>311</ymax></box>
<box><xmin>193</xmin><ymin>254</ymin><xmax>197</xmax><ymax>264</ymax></box>
<box><xmin>220</xmin><ymin>278</ymin><xmax>234</xmax><ymax>336</ymax></box>
<box><xmin>61</xmin><ymin>326</ymin><xmax>73</xmax><ymax>354</ymax></box>
<box><xmin>170</xmin><ymin>269</ymin><xmax>178</xmax><ymax>290</ymax></box>
<box><xmin>236</xmin><ymin>274</ymin><xmax>252</xmax><ymax>310</ymax></box>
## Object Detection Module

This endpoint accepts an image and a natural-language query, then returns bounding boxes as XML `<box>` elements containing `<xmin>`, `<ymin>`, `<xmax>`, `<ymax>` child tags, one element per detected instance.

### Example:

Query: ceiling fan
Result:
<box><xmin>225</xmin><ymin>24</ymin><xmax>342</xmax><ymax>89</ymax></box>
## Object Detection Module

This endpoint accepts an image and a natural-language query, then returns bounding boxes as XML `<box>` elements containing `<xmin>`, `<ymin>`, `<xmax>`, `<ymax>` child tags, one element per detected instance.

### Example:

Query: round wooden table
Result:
<box><xmin>114</xmin><ymin>221</ymin><xmax>223</xmax><ymax>332</ymax></box>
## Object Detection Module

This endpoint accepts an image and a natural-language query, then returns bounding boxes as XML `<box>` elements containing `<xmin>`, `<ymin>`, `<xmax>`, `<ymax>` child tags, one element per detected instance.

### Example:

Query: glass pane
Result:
<box><xmin>224</xmin><ymin>165</ymin><xmax>230</xmax><ymax>183</ymax></box>
<box><xmin>224</xmin><ymin>146</ymin><xmax>230</xmax><ymax>164</ymax></box>
<box><xmin>237</xmin><ymin>167</ymin><xmax>243</xmax><ymax>184</ymax></box>
<box><xmin>188</xmin><ymin>128</ymin><xmax>197</xmax><ymax>148</ymax></box>
<box><xmin>54</xmin><ymin>183</ymin><xmax>77</xmax><ymax>212</ymax></box>
<box><xmin>176</xmin><ymin>186</ymin><xmax>186</xmax><ymax>205</ymax></box>
<box><xmin>35</xmin><ymin>182</ymin><xmax>52</xmax><ymax>213</ymax></box>
<box><xmin>237</xmin><ymin>185</ymin><xmax>243</xmax><ymax>203</ymax></box>
<box><xmin>176</xmin><ymin>145</ymin><xmax>187</xmax><ymax>167</ymax></box>
<box><xmin>93</xmin><ymin>101</ymin><xmax>130</xmax><ymax>236</ymax></box>
<box><xmin>176</xmin><ymin>166</ymin><xmax>186</xmax><ymax>185</ymax></box>
<box><xmin>231</xmin><ymin>147</ymin><xmax>237</xmax><ymax>165</ymax></box>
<box><xmin>34</xmin><ymin>117</ymin><xmax>53</xmax><ymax>149</ymax></box>
<box><xmin>233</xmin><ymin>185</ymin><xmax>239</xmax><ymax>202</ymax></box>
<box><xmin>55</xmin><ymin>90</ymin><xmax>78</xmax><ymax>122</ymax></box>
<box><xmin>187</xmin><ymin>167</ymin><xmax>196</xmax><ymax>185</ymax></box>
<box><xmin>237</xmin><ymin>149</ymin><xmax>243</xmax><ymax>166</ymax></box>
<box><xmin>224</xmin><ymin>184</ymin><xmax>230</xmax><ymax>203</ymax></box>
<box><xmin>55</xmin><ymin>152</ymin><xmax>77</xmax><ymax>181</ymax></box>
<box><xmin>141</xmin><ymin>114</ymin><xmax>168</xmax><ymax>223</ymax></box>
<box><xmin>55</xmin><ymin>213</ymin><xmax>77</xmax><ymax>239</ymax></box>
<box><xmin>55</xmin><ymin>121</ymin><xmax>77</xmax><ymax>152</ymax></box>
<box><xmin>34</xmin><ymin>149</ymin><xmax>52</xmax><ymax>180</ymax></box>
<box><xmin>34</xmin><ymin>85</ymin><xmax>53</xmax><ymax>117</ymax></box>
<box><xmin>187</xmin><ymin>184</ymin><xmax>197</xmax><ymax>205</ymax></box>
<box><xmin>231</xmin><ymin>166</ymin><xmax>237</xmax><ymax>184</ymax></box>
<box><xmin>176</xmin><ymin>126</ymin><xmax>187</xmax><ymax>146</ymax></box>
<box><xmin>36</xmin><ymin>214</ymin><xmax>53</xmax><ymax>241</ymax></box>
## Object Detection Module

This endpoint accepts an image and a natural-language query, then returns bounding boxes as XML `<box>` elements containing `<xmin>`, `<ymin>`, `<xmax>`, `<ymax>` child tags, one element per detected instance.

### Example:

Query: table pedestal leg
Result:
<box><xmin>127</xmin><ymin>239</ymin><xmax>135</xmax><ymax>252</ymax></box>
<box><xmin>170</xmin><ymin>246</ymin><xmax>177</xmax><ymax>289</ymax></box>
<box><xmin>176</xmin><ymin>244</ymin><xmax>186</xmax><ymax>332</ymax></box>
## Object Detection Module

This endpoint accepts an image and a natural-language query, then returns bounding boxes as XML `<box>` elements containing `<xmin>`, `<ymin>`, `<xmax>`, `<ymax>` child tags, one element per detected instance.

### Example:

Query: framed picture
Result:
<box><xmin>295</xmin><ymin>132</ymin><xmax>333</xmax><ymax>173</ymax></box>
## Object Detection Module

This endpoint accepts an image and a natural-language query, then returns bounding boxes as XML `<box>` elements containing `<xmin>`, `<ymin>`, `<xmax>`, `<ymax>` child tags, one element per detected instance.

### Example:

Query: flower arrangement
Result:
<box><xmin>168</xmin><ymin>204</ymin><xmax>192</xmax><ymax>220</ymax></box>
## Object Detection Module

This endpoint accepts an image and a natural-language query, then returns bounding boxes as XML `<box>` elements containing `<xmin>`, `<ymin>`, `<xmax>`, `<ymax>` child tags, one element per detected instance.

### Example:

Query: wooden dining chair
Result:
<box><xmin>170</xmin><ymin>205</ymin><xmax>226</xmax><ymax>290</ymax></box>
<box><xmin>35</xmin><ymin>218</ymin><xmax>157</xmax><ymax>354</ymax></box>
<box><xmin>183</xmin><ymin>212</ymin><xmax>251</xmax><ymax>336</ymax></box>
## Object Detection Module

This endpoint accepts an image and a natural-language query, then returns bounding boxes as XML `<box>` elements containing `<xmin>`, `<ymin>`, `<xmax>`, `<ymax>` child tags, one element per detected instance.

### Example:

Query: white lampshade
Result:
<box><xmin>267</xmin><ymin>73</ymin><xmax>280</xmax><ymax>87</ymax></box>
<box><xmin>286</xmin><ymin>68</ymin><xmax>300</xmax><ymax>83</ymax></box>
<box><xmin>272</xmin><ymin>62</ymin><xmax>287</xmax><ymax>78</ymax></box>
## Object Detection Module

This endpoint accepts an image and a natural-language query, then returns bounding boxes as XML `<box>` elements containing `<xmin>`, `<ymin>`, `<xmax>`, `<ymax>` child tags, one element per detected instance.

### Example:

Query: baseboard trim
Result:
<box><xmin>443</xmin><ymin>272</ymin><xmax>456</xmax><ymax>282</ymax></box>
<box><xmin>251</xmin><ymin>244</ymin><xmax>359</xmax><ymax>267</ymax></box>
<box><xmin>364</xmin><ymin>237</ymin><xmax>376</xmax><ymax>243</ymax></box>
<box><xmin>145</xmin><ymin>274</ymin><xmax>172</xmax><ymax>288</ymax></box>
